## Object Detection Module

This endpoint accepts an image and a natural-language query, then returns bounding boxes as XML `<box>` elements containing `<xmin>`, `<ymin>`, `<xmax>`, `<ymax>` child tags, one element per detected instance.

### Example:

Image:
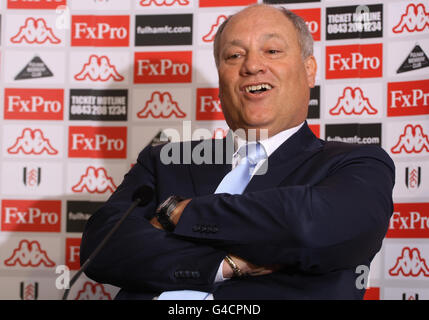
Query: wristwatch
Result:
<box><xmin>155</xmin><ymin>195</ymin><xmax>184</xmax><ymax>232</ymax></box>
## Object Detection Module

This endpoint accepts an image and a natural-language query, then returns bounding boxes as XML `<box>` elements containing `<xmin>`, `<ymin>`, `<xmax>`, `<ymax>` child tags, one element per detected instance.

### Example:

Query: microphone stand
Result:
<box><xmin>62</xmin><ymin>190</ymin><xmax>150</xmax><ymax>300</ymax></box>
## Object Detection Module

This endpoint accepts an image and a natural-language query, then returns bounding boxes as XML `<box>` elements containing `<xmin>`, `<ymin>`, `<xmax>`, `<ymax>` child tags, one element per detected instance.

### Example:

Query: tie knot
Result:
<box><xmin>238</xmin><ymin>142</ymin><xmax>267</xmax><ymax>166</ymax></box>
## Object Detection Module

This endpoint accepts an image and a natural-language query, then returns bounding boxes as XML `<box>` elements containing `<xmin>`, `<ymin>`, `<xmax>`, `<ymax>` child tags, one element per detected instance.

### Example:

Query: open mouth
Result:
<box><xmin>244</xmin><ymin>83</ymin><xmax>273</xmax><ymax>94</ymax></box>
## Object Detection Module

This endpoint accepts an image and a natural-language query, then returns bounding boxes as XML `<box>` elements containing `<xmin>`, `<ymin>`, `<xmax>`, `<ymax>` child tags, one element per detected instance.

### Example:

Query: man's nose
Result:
<box><xmin>240</xmin><ymin>52</ymin><xmax>267</xmax><ymax>76</ymax></box>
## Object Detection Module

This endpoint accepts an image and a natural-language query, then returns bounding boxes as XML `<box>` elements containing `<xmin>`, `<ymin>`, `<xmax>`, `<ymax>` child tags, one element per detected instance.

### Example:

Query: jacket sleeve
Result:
<box><xmin>173</xmin><ymin>145</ymin><xmax>395</xmax><ymax>274</ymax></box>
<box><xmin>80</xmin><ymin>145</ymin><xmax>227</xmax><ymax>293</ymax></box>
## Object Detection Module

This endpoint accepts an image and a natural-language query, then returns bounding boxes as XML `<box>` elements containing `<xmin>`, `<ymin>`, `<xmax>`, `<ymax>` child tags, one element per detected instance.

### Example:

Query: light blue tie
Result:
<box><xmin>215</xmin><ymin>142</ymin><xmax>267</xmax><ymax>195</ymax></box>
<box><xmin>157</xmin><ymin>142</ymin><xmax>266</xmax><ymax>300</ymax></box>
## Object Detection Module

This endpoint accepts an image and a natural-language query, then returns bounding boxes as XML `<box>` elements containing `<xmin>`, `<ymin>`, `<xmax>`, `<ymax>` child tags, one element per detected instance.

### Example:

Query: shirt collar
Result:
<box><xmin>232</xmin><ymin>122</ymin><xmax>305</xmax><ymax>158</ymax></box>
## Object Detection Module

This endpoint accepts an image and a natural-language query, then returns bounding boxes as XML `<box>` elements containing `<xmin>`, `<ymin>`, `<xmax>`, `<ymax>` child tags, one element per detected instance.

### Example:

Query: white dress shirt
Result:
<box><xmin>214</xmin><ymin>122</ymin><xmax>305</xmax><ymax>283</ymax></box>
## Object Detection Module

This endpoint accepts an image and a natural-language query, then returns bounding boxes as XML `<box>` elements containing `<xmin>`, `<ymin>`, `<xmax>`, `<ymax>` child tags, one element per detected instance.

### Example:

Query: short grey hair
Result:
<box><xmin>213</xmin><ymin>5</ymin><xmax>314</xmax><ymax>67</ymax></box>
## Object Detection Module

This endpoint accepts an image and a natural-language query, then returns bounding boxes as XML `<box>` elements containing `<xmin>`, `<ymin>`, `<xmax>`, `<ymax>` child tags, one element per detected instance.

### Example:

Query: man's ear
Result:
<box><xmin>304</xmin><ymin>55</ymin><xmax>317</xmax><ymax>88</ymax></box>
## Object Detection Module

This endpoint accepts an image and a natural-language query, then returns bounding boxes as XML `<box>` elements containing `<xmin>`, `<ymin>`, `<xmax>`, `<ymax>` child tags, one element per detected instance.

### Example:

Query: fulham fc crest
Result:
<box><xmin>405</xmin><ymin>166</ymin><xmax>421</xmax><ymax>189</ymax></box>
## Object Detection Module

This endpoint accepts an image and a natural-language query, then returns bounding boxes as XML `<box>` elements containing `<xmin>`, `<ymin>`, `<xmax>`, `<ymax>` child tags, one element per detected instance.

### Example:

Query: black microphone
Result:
<box><xmin>62</xmin><ymin>185</ymin><xmax>154</xmax><ymax>300</ymax></box>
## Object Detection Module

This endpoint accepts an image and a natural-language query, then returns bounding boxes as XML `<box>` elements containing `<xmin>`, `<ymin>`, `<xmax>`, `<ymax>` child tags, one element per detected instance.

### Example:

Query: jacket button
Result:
<box><xmin>191</xmin><ymin>271</ymin><xmax>200</xmax><ymax>278</ymax></box>
<box><xmin>193</xmin><ymin>225</ymin><xmax>200</xmax><ymax>232</ymax></box>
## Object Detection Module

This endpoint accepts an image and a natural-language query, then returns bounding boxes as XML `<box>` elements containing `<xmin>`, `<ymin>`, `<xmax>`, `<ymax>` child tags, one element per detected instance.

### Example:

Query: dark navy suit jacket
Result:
<box><xmin>80</xmin><ymin>122</ymin><xmax>395</xmax><ymax>300</ymax></box>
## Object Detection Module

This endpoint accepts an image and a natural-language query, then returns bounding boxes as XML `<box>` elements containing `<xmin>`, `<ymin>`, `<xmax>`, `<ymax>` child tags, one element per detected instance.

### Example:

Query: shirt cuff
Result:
<box><xmin>214</xmin><ymin>259</ymin><xmax>228</xmax><ymax>283</ymax></box>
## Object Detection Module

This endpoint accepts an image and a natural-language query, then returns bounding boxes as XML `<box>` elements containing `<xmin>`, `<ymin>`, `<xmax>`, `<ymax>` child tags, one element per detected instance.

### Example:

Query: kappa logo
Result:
<box><xmin>406</xmin><ymin>166</ymin><xmax>421</xmax><ymax>190</ymax></box>
<box><xmin>75</xmin><ymin>282</ymin><xmax>111</xmax><ymax>300</ymax></box>
<box><xmin>10</xmin><ymin>17</ymin><xmax>61</xmax><ymax>44</ymax></box>
<box><xmin>72</xmin><ymin>167</ymin><xmax>117</xmax><ymax>194</ymax></box>
<box><xmin>393</xmin><ymin>3</ymin><xmax>429</xmax><ymax>33</ymax></box>
<box><xmin>140</xmin><ymin>0</ymin><xmax>189</xmax><ymax>6</ymax></box>
<box><xmin>389</xmin><ymin>247</ymin><xmax>429</xmax><ymax>277</ymax></box>
<box><xmin>20</xmin><ymin>282</ymin><xmax>38</xmax><ymax>300</ymax></box>
<box><xmin>7</xmin><ymin>128</ymin><xmax>58</xmax><ymax>155</ymax></box>
<box><xmin>23</xmin><ymin>166</ymin><xmax>41</xmax><ymax>187</ymax></box>
<box><xmin>202</xmin><ymin>15</ymin><xmax>228</xmax><ymax>43</ymax></box>
<box><xmin>330</xmin><ymin>87</ymin><xmax>377</xmax><ymax>115</ymax></box>
<box><xmin>74</xmin><ymin>55</ymin><xmax>124</xmax><ymax>82</ymax></box>
<box><xmin>137</xmin><ymin>92</ymin><xmax>186</xmax><ymax>119</ymax></box>
<box><xmin>391</xmin><ymin>124</ymin><xmax>429</xmax><ymax>154</ymax></box>
<box><xmin>4</xmin><ymin>240</ymin><xmax>55</xmax><ymax>268</ymax></box>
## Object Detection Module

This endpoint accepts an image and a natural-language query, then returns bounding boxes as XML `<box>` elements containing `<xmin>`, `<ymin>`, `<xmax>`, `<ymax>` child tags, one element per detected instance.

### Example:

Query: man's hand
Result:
<box><xmin>223</xmin><ymin>254</ymin><xmax>280</xmax><ymax>278</ymax></box>
<box><xmin>150</xmin><ymin>199</ymin><xmax>191</xmax><ymax>230</ymax></box>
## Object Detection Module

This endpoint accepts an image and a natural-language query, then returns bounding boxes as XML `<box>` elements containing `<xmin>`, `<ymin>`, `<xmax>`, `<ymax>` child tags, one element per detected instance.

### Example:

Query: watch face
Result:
<box><xmin>156</xmin><ymin>196</ymin><xmax>173</xmax><ymax>213</ymax></box>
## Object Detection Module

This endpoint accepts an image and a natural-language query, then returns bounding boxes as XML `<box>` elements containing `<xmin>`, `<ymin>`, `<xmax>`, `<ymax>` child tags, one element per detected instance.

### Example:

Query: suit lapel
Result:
<box><xmin>245</xmin><ymin>122</ymin><xmax>323</xmax><ymax>193</ymax></box>
<box><xmin>189</xmin><ymin>123</ymin><xmax>323</xmax><ymax>195</ymax></box>
<box><xmin>189</xmin><ymin>135</ymin><xmax>233</xmax><ymax>196</ymax></box>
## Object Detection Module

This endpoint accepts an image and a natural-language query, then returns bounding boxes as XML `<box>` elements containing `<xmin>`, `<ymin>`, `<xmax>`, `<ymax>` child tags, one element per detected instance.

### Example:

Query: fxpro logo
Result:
<box><xmin>388</xmin><ymin>80</ymin><xmax>429</xmax><ymax>117</ymax></box>
<box><xmin>326</xmin><ymin>43</ymin><xmax>383</xmax><ymax>79</ymax></box>
<box><xmin>387</xmin><ymin>203</ymin><xmax>429</xmax><ymax>238</ymax></box>
<box><xmin>196</xmin><ymin>88</ymin><xmax>224</xmax><ymax>120</ymax></box>
<box><xmin>72</xmin><ymin>15</ymin><xmax>129</xmax><ymax>47</ymax></box>
<box><xmin>134</xmin><ymin>51</ymin><xmax>192</xmax><ymax>83</ymax></box>
<box><xmin>68</xmin><ymin>126</ymin><xmax>127</xmax><ymax>158</ymax></box>
<box><xmin>291</xmin><ymin>8</ymin><xmax>321</xmax><ymax>41</ymax></box>
<box><xmin>4</xmin><ymin>88</ymin><xmax>64</xmax><ymax>120</ymax></box>
<box><xmin>1</xmin><ymin>200</ymin><xmax>61</xmax><ymax>232</ymax></box>
<box><xmin>7</xmin><ymin>0</ymin><xmax>66</xmax><ymax>9</ymax></box>
<box><xmin>199</xmin><ymin>0</ymin><xmax>256</xmax><ymax>7</ymax></box>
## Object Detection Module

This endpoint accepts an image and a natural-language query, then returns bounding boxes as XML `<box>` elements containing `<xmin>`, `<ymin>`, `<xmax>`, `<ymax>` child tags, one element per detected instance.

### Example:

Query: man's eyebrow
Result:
<box><xmin>224</xmin><ymin>39</ymin><xmax>245</xmax><ymax>48</ymax></box>
<box><xmin>224</xmin><ymin>34</ymin><xmax>286</xmax><ymax>47</ymax></box>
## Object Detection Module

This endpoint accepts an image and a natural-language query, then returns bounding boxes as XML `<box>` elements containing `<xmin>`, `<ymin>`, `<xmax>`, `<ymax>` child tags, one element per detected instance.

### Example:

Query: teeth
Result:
<box><xmin>245</xmin><ymin>84</ymin><xmax>272</xmax><ymax>93</ymax></box>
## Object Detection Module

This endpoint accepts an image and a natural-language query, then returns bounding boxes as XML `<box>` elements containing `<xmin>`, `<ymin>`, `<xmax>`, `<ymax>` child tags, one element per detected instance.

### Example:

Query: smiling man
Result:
<box><xmin>80</xmin><ymin>4</ymin><xmax>395</xmax><ymax>300</ymax></box>
<box><xmin>215</xmin><ymin>5</ymin><xmax>316</xmax><ymax>138</ymax></box>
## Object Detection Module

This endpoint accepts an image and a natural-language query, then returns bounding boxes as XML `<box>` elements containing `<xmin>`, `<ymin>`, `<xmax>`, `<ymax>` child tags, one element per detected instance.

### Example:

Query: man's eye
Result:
<box><xmin>267</xmin><ymin>49</ymin><xmax>280</xmax><ymax>54</ymax></box>
<box><xmin>227</xmin><ymin>53</ymin><xmax>242</xmax><ymax>59</ymax></box>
